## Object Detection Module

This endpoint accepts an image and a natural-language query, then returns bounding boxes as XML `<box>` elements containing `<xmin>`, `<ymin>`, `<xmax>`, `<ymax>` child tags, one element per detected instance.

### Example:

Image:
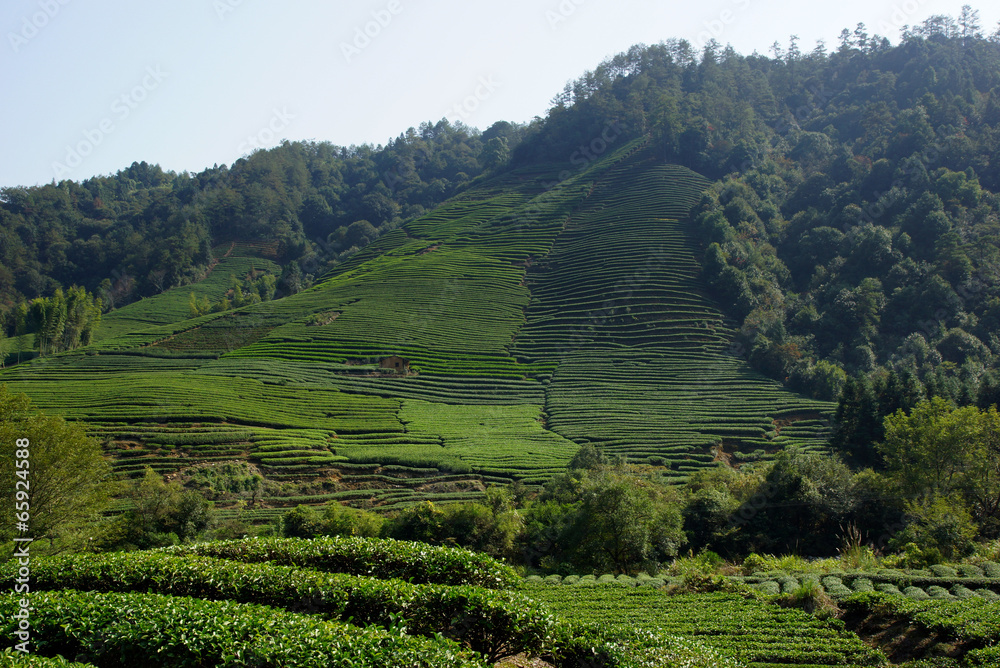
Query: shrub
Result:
<box><xmin>850</xmin><ymin>577</ymin><xmax>874</xmax><ymax>593</ymax></box>
<box><xmin>159</xmin><ymin>535</ymin><xmax>518</xmax><ymax>588</ymax></box>
<box><xmin>5</xmin><ymin>552</ymin><xmax>555</xmax><ymax>662</ymax></box>
<box><xmin>550</xmin><ymin>623</ymin><xmax>741</xmax><ymax>668</ymax></box>
<box><xmin>929</xmin><ymin>564</ymin><xmax>958</xmax><ymax>578</ymax></box>
<box><xmin>639</xmin><ymin>577</ymin><xmax>667</xmax><ymax>588</ymax></box>
<box><xmin>926</xmin><ymin>586</ymin><xmax>954</xmax><ymax>600</ymax></box>
<box><xmin>983</xmin><ymin>561</ymin><xmax>1000</xmax><ymax>578</ymax></box>
<box><xmin>822</xmin><ymin>575</ymin><xmax>854</xmax><ymax>599</ymax></box>
<box><xmin>281</xmin><ymin>502</ymin><xmax>384</xmax><ymax>538</ymax></box>
<box><xmin>0</xmin><ymin>652</ymin><xmax>97</xmax><ymax>668</ymax></box>
<box><xmin>888</xmin><ymin>497</ymin><xmax>977</xmax><ymax>563</ymax></box>
<box><xmin>780</xmin><ymin>579</ymin><xmax>840</xmax><ymax>618</ymax></box>
<box><xmin>875</xmin><ymin>583</ymin><xmax>903</xmax><ymax>596</ymax></box>
<box><xmin>778</xmin><ymin>576</ymin><xmax>800</xmax><ymax>594</ymax></box>
<box><xmin>755</xmin><ymin>580</ymin><xmax>781</xmax><ymax>596</ymax></box>
<box><xmin>0</xmin><ymin>590</ymin><xmax>487</xmax><ymax>667</ymax></box>
<box><xmin>950</xmin><ymin>584</ymin><xmax>976</xmax><ymax>599</ymax></box>
<box><xmin>742</xmin><ymin>552</ymin><xmax>769</xmax><ymax>575</ymax></box>
<box><xmin>957</xmin><ymin>564</ymin><xmax>985</xmax><ymax>578</ymax></box>
<box><xmin>668</xmin><ymin>550</ymin><xmax>728</xmax><ymax>578</ymax></box>
<box><xmin>967</xmin><ymin>646</ymin><xmax>1000</xmax><ymax>667</ymax></box>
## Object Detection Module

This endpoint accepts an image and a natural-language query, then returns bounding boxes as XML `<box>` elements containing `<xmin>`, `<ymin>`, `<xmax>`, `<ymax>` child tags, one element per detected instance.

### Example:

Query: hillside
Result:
<box><xmin>9</xmin><ymin>12</ymin><xmax>1000</xmax><ymax>668</ymax></box>
<box><xmin>0</xmin><ymin>138</ymin><xmax>831</xmax><ymax>512</ymax></box>
<box><xmin>3</xmin><ymin>13</ymin><xmax>1000</xmax><ymax>562</ymax></box>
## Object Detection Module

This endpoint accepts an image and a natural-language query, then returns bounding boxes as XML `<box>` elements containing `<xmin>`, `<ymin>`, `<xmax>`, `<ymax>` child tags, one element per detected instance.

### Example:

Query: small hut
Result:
<box><xmin>379</xmin><ymin>355</ymin><xmax>410</xmax><ymax>374</ymax></box>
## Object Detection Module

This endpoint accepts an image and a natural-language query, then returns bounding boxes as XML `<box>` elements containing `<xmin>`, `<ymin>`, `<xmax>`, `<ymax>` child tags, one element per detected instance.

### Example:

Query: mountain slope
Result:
<box><xmin>0</xmin><ymin>140</ymin><xmax>831</xmax><ymax>506</ymax></box>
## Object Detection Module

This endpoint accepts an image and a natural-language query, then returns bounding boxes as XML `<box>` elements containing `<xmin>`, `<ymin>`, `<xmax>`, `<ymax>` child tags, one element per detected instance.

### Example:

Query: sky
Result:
<box><xmin>1</xmin><ymin>0</ymin><xmax>997</xmax><ymax>189</ymax></box>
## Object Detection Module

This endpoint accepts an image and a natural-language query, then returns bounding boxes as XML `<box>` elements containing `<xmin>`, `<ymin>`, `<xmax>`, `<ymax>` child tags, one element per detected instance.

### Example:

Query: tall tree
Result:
<box><xmin>0</xmin><ymin>386</ymin><xmax>113</xmax><ymax>552</ymax></box>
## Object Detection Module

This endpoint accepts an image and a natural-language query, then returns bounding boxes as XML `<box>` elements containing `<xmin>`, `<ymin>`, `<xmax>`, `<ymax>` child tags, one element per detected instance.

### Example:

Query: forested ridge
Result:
<box><xmin>0</xmin><ymin>120</ymin><xmax>526</xmax><ymax>314</ymax></box>
<box><xmin>503</xmin><ymin>11</ymin><xmax>1000</xmax><ymax>465</ymax></box>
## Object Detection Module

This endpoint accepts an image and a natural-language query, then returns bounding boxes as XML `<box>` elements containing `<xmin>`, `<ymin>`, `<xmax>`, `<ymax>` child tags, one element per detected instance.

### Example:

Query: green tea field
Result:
<box><xmin>0</xmin><ymin>141</ymin><xmax>833</xmax><ymax>509</ymax></box>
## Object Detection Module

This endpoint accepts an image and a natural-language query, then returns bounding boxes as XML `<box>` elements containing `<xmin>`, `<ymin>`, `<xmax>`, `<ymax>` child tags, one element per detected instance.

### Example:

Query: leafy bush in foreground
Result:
<box><xmin>0</xmin><ymin>653</ymin><xmax>96</xmax><ymax>668</ymax></box>
<box><xmin>0</xmin><ymin>590</ymin><xmax>487</xmax><ymax>668</ymax></box>
<box><xmin>3</xmin><ymin>552</ymin><xmax>552</xmax><ymax>662</ymax></box>
<box><xmin>158</xmin><ymin>535</ymin><xmax>518</xmax><ymax>588</ymax></box>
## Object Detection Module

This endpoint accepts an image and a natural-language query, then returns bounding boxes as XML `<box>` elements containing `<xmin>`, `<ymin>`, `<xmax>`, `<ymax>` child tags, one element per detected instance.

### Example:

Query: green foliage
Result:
<box><xmin>184</xmin><ymin>461</ymin><xmax>263</xmax><ymax>501</ymax></box>
<box><xmin>281</xmin><ymin>501</ymin><xmax>383</xmax><ymax>538</ymax></box>
<box><xmin>550</xmin><ymin>623</ymin><xmax>741</xmax><ymax>668</ymax></box>
<box><xmin>683</xmin><ymin>448</ymin><xmax>873</xmax><ymax>557</ymax></box>
<box><xmin>1</xmin><ymin>140</ymin><xmax>831</xmax><ymax>499</ymax></box>
<box><xmin>0</xmin><ymin>124</ymin><xmax>526</xmax><ymax>312</ymax></box>
<box><xmin>0</xmin><ymin>652</ymin><xmax>97</xmax><ymax>667</ymax></box>
<box><xmin>96</xmin><ymin>467</ymin><xmax>209</xmax><ymax>550</ymax></box>
<box><xmin>523</xmin><ymin>464</ymin><xmax>686</xmax><ymax>574</ymax></box>
<box><xmin>0</xmin><ymin>551</ymin><xmax>555</xmax><ymax>661</ymax></box>
<box><xmin>568</xmin><ymin>443</ymin><xmax>606</xmax><ymax>472</ymax></box>
<box><xmin>158</xmin><ymin>535</ymin><xmax>519</xmax><ymax>589</ymax></box>
<box><xmin>383</xmin><ymin>487</ymin><xmax>523</xmax><ymax>562</ymax></box>
<box><xmin>843</xmin><ymin>590</ymin><xmax>1000</xmax><ymax>645</ymax></box>
<box><xmin>13</xmin><ymin>286</ymin><xmax>102</xmax><ymax>356</ymax></box>
<box><xmin>0</xmin><ymin>385</ymin><xmax>112</xmax><ymax>550</ymax></box>
<box><xmin>780</xmin><ymin>578</ymin><xmax>840</xmax><ymax>618</ymax></box>
<box><xmin>528</xmin><ymin>583</ymin><xmax>885</xmax><ymax>666</ymax></box>
<box><xmin>667</xmin><ymin>550</ymin><xmax>727</xmax><ymax>580</ymax></box>
<box><xmin>881</xmin><ymin>398</ymin><xmax>1000</xmax><ymax>540</ymax></box>
<box><xmin>0</xmin><ymin>590</ymin><xmax>488</xmax><ymax>667</ymax></box>
<box><xmin>889</xmin><ymin>497</ymin><xmax>978</xmax><ymax>563</ymax></box>
<box><xmin>574</xmin><ymin>469</ymin><xmax>685</xmax><ymax>574</ymax></box>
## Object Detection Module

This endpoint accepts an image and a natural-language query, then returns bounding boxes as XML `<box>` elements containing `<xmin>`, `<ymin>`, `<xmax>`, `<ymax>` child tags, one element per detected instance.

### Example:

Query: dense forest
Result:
<box><xmin>0</xmin><ymin>119</ymin><xmax>528</xmax><ymax>315</ymax></box>
<box><xmin>503</xmin><ymin>10</ymin><xmax>1000</xmax><ymax>467</ymax></box>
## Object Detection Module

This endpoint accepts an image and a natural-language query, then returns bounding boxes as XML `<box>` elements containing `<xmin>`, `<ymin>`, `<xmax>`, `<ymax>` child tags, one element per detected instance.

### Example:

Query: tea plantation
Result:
<box><xmin>0</xmin><ymin>141</ymin><xmax>832</xmax><ymax>508</ymax></box>
<box><xmin>0</xmin><ymin>537</ymin><xmax>743</xmax><ymax>667</ymax></box>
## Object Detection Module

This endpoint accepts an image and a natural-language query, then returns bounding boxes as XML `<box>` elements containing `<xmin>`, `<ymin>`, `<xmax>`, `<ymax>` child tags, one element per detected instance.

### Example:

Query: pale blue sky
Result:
<box><xmin>1</xmin><ymin>0</ymin><xmax>997</xmax><ymax>188</ymax></box>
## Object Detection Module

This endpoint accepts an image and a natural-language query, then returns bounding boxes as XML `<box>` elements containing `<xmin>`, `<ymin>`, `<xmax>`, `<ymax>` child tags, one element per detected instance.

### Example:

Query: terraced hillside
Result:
<box><xmin>524</xmin><ymin>581</ymin><xmax>886</xmax><ymax>667</ymax></box>
<box><xmin>94</xmin><ymin>248</ymin><xmax>281</xmax><ymax>344</ymax></box>
<box><xmin>0</xmin><ymin>140</ymin><xmax>834</xmax><ymax>506</ymax></box>
<box><xmin>513</xmin><ymin>155</ymin><xmax>830</xmax><ymax>477</ymax></box>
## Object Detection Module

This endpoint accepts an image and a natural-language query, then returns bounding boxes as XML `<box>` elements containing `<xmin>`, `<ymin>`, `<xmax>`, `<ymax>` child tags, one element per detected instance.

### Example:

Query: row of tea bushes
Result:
<box><xmin>158</xmin><ymin>535</ymin><xmax>519</xmax><ymax>588</ymax></box>
<box><xmin>0</xmin><ymin>590</ymin><xmax>487</xmax><ymax>668</ymax></box>
<box><xmin>3</xmin><ymin>552</ymin><xmax>551</xmax><ymax>662</ymax></box>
